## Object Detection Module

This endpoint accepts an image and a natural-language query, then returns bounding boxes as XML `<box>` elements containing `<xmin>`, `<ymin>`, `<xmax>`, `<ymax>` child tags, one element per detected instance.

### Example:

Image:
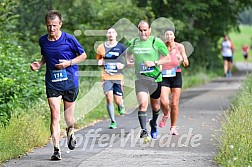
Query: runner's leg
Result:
<box><xmin>48</xmin><ymin>96</ymin><xmax>62</xmax><ymax>149</ymax></box>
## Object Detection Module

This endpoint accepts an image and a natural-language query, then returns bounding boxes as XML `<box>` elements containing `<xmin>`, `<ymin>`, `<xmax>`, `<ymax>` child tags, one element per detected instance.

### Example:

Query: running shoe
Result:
<box><xmin>140</xmin><ymin>129</ymin><xmax>151</xmax><ymax>143</ymax></box>
<box><xmin>170</xmin><ymin>126</ymin><xmax>179</xmax><ymax>135</ymax></box>
<box><xmin>140</xmin><ymin>129</ymin><xmax>148</xmax><ymax>138</ymax></box>
<box><xmin>118</xmin><ymin>105</ymin><xmax>125</xmax><ymax>115</ymax></box>
<box><xmin>51</xmin><ymin>148</ymin><xmax>62</xmax><ymax>160</ymax></box>
<box><xmin>109</xmin><ymin>121</ymin><xmax>117</xmax><ymax>129</ymax></box>
<box><xmin>66</xmin><ymin>128</ymin><xmax>77</xmax><ymax>150</ymax></box>
<box><xmin>159</xmin><ymin>113</ymin><xmax>170</xmax><ymax>128</ymax></box>
<box><xmin>149</xmin><ymin>119</ymin><xmax>158</xmax><ymax>139</ymax></box>
<box><xmin>228</xmin><ymin>71</ymin><xmax>232</xmax><ymax>77</ymax></box>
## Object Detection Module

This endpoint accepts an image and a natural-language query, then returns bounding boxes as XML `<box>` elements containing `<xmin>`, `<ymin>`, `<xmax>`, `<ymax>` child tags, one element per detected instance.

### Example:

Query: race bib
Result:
<box><xmin>104</xmin><ymin>62</ymin><xmax>117</xmax><ymax>73</ymax></box>
<box><xmin>50</xmin><ymin>69</ymin><xmax>68</xmax><ymax>82</ymax></box>
<box><xmin>139</xmin><ymin>63</ymin><xmax>154</xmax><ymax>74</ymax></box>
<box><xmin>162</xmin><ymin>67</ymin><xmax>176</xmax><ymax>77</ymax></box>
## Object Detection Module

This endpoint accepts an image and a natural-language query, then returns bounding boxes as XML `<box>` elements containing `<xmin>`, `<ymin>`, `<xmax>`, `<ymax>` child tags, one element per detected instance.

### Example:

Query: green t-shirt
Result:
<box><xmin>127</xmin><ymin>36</ymin><xmax>169</xmax><ymax>82</ymax></box>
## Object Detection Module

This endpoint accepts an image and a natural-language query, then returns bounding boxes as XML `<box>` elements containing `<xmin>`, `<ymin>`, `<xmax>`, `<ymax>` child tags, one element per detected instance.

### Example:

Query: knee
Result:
<box><xmin>51</xmin><ymin>111</ymin><xmax>60</xmax><ymax>123</ymax></box>
<box><xmin>152</xmin><ymin>104</ymin><xmax>160</xmax><ymax>111</ymax></box>
<box><xmin>170</xmin><ymin>101</ymin><xmax>179</xmax><ymax>110</ymax></box>
<box><xmin>139</xmin><ymin>102</ymin><xmax>148</xmax><ymax>111</ymax></box>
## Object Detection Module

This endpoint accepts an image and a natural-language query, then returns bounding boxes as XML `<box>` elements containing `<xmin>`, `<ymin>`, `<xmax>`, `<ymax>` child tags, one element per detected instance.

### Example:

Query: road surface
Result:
<box><xmin>3</xmin><ymin>62</ymin><xmax>250</xmax><ymax>167</ymax></box>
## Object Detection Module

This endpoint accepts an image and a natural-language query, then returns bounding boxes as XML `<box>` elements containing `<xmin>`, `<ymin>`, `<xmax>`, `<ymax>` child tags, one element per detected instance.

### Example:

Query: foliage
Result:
<box><xmin>239</xmin><ymin>7</ymin><xmax>252</xmax><ymax>25</ymax></box>
<box><xmin>215</xmin><ymin>75</ymin><xmax>252</xmax><ymax>166</ymax></box>
<box><xmin>133</xmin><ymin>0</ymin><xmax>252</xmax><ymax>72</ymax></box>
<box><xmin>0</xmin><ymin>0</ymin><xmax>45</xmax><ymax>125</ymax></box>
<box><xmin>14</xmin><ymin>0</ymin><xmax>54</xmax><ymax>57</ymax></box>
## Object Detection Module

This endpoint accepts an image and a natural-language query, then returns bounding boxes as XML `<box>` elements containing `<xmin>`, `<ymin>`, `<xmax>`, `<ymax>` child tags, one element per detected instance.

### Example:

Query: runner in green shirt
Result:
<box><xmin>126</xmin><ymin>20</ymin><xmax>171</xmax><ymax>141</ymax></box>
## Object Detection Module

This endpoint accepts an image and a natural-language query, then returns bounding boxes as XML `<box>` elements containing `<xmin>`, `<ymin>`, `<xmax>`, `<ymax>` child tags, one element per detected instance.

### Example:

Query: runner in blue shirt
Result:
<box><xmin>30</xmin><ymin>10</ymin><xmax>87</xmax><ymax>160</ymax></box>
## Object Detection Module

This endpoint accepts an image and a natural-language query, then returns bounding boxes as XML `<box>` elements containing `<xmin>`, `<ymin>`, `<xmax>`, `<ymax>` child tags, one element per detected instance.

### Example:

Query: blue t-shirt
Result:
<box><xmin>39</xmin><ymin>32</ymin><xmax>85</xmax><ymax>91</ymax></box>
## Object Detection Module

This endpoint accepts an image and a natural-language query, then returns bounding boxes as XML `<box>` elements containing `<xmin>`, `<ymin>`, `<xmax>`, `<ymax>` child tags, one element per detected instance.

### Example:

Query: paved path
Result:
<box><xmin>3</xmin><ymin>62</ymin><xmax>251</xmax><ymax>167</ymax></box>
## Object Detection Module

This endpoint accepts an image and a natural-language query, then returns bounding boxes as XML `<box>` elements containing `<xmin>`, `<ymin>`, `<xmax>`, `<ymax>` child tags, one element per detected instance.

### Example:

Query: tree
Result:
<box><xmin>0</xmin><ymin>0</ymin><xmax>45</xmax><ymax>125</ymax></box>
<box><xmin>239</xmin><ymin>8</ymin><xmax>252</xmax><ymax>25</ymax></box>
<box><xmin>133</xmin><ymin>0</ymin><xmax>252</xmax><ymax>71</ymax></box>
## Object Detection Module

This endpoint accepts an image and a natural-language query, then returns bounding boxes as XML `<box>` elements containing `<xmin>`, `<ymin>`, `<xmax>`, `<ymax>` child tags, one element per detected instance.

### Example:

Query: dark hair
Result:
<box><xmin>165</xmin><ymin>27</ymin><xmax>175</xmax><ymax>33</ymax></box>
<box><xmin>106</xmin><ymin>26</ymin><xmax>116</xmax><ymax>31</ymax></box>
<box><xmin>45</xmin><ymin>10</ymin><xmax>62</xmax><ymax>23</ymax></box>
<box><xmin>137</xmin><ymin>20</ymin><xmax>150</xmax><ymax>28</ymax></box>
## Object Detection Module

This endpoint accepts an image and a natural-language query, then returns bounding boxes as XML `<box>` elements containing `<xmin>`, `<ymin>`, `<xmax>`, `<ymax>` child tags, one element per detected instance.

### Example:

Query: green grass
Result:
<box><xmin>229</xmin><ymin>25</ymin><xmax>252</xmax><ymax>62</ymax></box>
<box><xmin>0</xmin><ymin>101</ymin><xmax>50</xmax><ymax>162</ymax></box>
<box><xmin>183</xmin><ymin>70</ymin><xmax>220</xmax><ymax>89</ymax></box>
<box><xmin>215</xmin><ymin>75</ymin><xmax>252</xmax><ymax>166</ymax></box>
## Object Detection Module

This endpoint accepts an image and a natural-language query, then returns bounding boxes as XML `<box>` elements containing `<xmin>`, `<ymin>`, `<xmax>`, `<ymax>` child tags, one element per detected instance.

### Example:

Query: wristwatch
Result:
<box><xmin>70</xmin><ymin>60</ymin><xmax>73</xmax><ymax>66</ymax></box>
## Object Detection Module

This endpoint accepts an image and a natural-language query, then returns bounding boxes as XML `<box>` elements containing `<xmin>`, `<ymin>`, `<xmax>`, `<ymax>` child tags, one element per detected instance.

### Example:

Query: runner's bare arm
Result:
<box><xmin>145</xmin><ymin>53</ymin><xmax>171</xmax><ymax>67</ymax></box>
<box><xmin>178</xmin><ymin>44</ymin><xmax>189</xmax><ymax>67</ymax></box>
<box><xmin>126</xmin><ymin>52</ymin><xmax>134</xmax><ymax>68</ymax></box>
<box><xmin>30</xmin><ymin>55</ymin><xmax>46</xmax><ymax>71</ymax></box>
<box><xmin>55</xmin><ymin>52</ymin><xmax>87</xmax><ymax>69</ymax></box>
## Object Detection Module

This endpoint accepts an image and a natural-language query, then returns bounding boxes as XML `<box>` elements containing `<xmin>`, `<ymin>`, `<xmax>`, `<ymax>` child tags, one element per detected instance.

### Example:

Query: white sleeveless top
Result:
<box><xmin>221</xmin><ymin>40</ymin><xmax>232</xmax><ymax>57</ymax></box>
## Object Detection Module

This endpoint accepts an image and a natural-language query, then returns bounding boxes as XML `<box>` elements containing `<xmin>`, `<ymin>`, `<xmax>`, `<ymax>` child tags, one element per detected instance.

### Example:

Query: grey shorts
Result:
<box><xmin>135</xmin><ymin>79</ymin><xmax>161</xmax><ymax>99</ymax></box>
<box><xmin>103</xmin><ymin>80</ymin><xmax>123</xmax><ymax>96</ymax></box>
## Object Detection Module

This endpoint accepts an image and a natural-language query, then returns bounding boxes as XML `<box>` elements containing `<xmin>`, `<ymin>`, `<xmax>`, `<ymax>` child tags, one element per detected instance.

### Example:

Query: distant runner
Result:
<box><xmin>96</xmin><ymin>27</ymin><xmax>126</xmax><ymax>129</ymax></box>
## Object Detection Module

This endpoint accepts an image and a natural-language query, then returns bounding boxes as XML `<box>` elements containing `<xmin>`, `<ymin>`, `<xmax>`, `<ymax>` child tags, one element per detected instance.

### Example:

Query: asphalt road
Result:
<box><xmin>3</xmin><ymin>62</ymin><xmax>250</xmax><ymax>167</ymax></box>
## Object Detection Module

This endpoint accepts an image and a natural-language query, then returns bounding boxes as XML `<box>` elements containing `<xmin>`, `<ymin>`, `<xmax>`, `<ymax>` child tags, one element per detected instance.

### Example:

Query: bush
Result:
<box><xmin>0</xmin><ymin>0</ymin><xmax>45</xmax><ymax>125</ymax></box>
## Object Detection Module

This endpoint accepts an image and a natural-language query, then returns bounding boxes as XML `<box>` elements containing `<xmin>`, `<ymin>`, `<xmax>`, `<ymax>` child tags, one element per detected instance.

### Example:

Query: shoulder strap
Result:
<box><xmin>132</xmin><ymin>38</ymin><xmax>137</xmax><ymax>48</ymax></box>
<box><xmin>152</xmin><ymin>37</ymin><xmax>157</xmax><ymax>52</ymax></box>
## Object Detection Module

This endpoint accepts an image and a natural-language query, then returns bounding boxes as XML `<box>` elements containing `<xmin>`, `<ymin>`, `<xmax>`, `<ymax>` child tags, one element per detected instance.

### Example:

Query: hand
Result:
<box><xmin>30</xmin><ymin>62</ymin><xmax>41</xmax><ymax>71</ymax></box>
<box><xmin>144</xmin><ymin>61</ymin><xmax>155</xmax><ymax>67</ymax></box>
<box><xmin>116</xmin><ymin>62</ymin><xmax>124</xmax><ymax>70</ymax></box>
<box><xmin>182</xmin><ymin>59</ymin><xmax>189</xmax><ymax>67</ymax></box>
<box><xmin>98</xmin><ymin>59</ymin><xmax>104</xmax><ymax>66</ymax></box>
<box><xmin>55</xmin><ymin>60</ymin><xmax>70</xmax><ymax>69</ymax></box>
<box><xmin>127</xmin><ymin>59</ymin><xmax>134</xmax><ymax>68</ymax></box>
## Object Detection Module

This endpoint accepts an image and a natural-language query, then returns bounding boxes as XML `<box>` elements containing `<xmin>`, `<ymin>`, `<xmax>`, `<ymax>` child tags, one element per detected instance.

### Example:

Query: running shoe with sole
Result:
<box><xmin>149</xmin><ymin>120</ymin><xmax>158</xmax><ymax>139</ymax></box>
<box><xmin>140</xmin><ymin>129</ymin><xmax>151</xmax><ymax>143</ymax></box>
<box><xmin>159</xmin><ymin>113</ymin><xmax>170</xmax><ymax>128</ymax></box>
<box><xmin>170</xmin><ymin>126</ymin><xmax>179</xmax><ymax>135</ymax></box>
<box><xmin>109</xmin><ymin>121</ymin><xmax>117</xmax><ymax>129</ymax></box>
<box><xmin>51</xmin><ymin>148</ymin><xmax>62</xmax><ymax>160</ymax></box>
<box><xmin>118</xmin><ymin>105</ymin><xmax>125</xmax><ymax>115</ymax></box>
<box><xmin>66</xmin><ymin>128</ymin><xmax>77</xmax><ymax>150</ymax></box>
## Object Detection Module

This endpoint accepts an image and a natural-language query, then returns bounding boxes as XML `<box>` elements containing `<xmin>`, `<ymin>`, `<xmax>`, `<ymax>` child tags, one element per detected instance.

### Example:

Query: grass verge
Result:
<box><xmin>215</xmin><ymin>74</ymin><xmax>252</xmax><ymax>166</ymax></box>
<box><xmin>0</xmin><ymin>101</ymin><xmax>50</xmax><ymax>163</ymax></box>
